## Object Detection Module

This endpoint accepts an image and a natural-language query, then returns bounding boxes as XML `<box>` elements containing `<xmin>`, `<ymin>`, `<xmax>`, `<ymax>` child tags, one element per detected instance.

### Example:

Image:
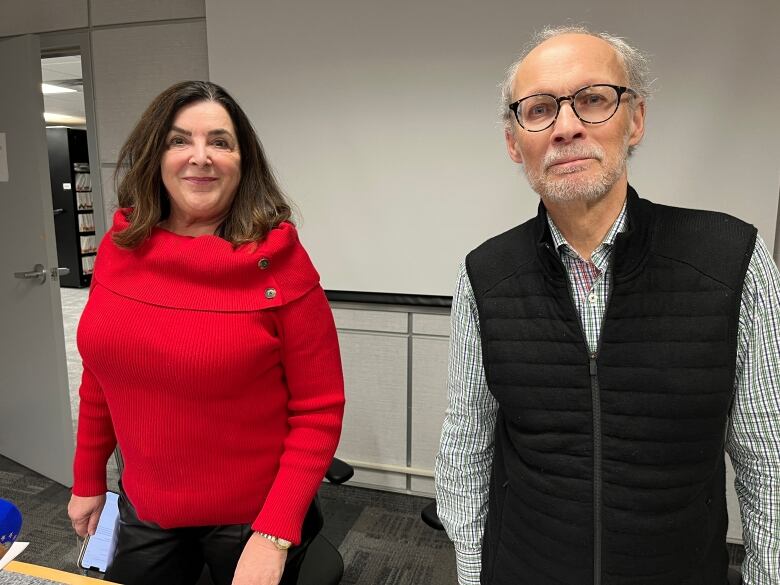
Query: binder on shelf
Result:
<box><xmin>78</xmin><ymin>212</ymin><xmax>95</xmax><ymax>233</ymax></box>
<box><xmin>77</xmin><ymin>190</ymin><xmax>94</xmax><ymax>210</ymax></box>
<box><xmin>82</xmin><ymin>255</ymin><xmax>95</xmax><ymax>275</ymax></box>
<box><xmin>80</xmin><ymin>235</ymin><xmax>97</xmax><ymax>254</ymax></box>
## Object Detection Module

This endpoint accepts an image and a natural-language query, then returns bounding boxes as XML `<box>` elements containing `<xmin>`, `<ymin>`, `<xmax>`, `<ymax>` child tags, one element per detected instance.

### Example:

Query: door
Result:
<box><xmin>0</xmin><ymin>35</ymin><xmax>74</xmax><ymax>486</ymax></box>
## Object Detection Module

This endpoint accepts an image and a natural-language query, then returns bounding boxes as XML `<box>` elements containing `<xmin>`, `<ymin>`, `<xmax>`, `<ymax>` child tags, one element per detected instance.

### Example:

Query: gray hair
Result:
<box><xmin>500</xmin><ymin>25</ymin><xmax>652</xmax><ymax>135</ymax></box>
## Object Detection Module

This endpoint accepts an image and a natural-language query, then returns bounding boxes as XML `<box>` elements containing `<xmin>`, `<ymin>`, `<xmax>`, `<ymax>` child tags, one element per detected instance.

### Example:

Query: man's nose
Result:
<box><xmin>550</xmin><ymin>101</ymin><xmax>586</xmax><ymax>144</ymax></box>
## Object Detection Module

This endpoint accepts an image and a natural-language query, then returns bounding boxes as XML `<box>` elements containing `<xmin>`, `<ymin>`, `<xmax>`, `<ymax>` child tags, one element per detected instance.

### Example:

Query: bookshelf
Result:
<box><xmin>47</xmin><ymin>127</ymin><xmax>95</xmax><ymax>288</ymax></box>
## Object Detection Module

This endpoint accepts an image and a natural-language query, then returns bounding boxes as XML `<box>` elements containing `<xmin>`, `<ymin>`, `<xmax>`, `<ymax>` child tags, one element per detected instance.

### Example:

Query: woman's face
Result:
<box><xmin>161</xmin><ymin>100</ymin><xmax>241</xmax><ymax>225</ymax></box>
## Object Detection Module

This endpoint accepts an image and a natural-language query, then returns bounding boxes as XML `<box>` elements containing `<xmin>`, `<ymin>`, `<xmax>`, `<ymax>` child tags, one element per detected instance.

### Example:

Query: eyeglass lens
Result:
<box><xmin>518</xmin><ymin>85</ymin><xmax>620</xmax><ymax>130</ymax></box>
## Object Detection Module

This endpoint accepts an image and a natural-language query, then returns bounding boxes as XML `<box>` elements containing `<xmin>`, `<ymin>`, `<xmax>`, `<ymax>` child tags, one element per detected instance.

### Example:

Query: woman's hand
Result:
<box><xmin>232</xmin><ymin>532</ymin><xmax>288</xmax><ymax>585</ymax></box>
<box><xmin>67</xmin><ymin>494</ymin><xmax>106</xmax><ymax>537</ymax></box>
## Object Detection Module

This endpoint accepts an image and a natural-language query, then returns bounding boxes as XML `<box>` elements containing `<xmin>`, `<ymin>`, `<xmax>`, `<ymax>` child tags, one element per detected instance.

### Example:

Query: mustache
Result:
<box><xmin>543</xmin><ymin>144</ymin><xmax>605</xmax><ymax>170</ymax></box>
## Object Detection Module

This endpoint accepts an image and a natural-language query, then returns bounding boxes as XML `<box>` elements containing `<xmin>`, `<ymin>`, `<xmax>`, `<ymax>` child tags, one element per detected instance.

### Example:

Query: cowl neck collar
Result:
<box><xmin>93</xmin><ymin>209</ymin><xmax>319</xmax><ymax>312</ymax></box>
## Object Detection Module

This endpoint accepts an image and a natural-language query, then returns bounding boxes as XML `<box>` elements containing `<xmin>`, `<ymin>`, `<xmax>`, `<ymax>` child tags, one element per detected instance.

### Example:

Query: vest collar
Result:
<box><xmin>534</xmin><ymin>184</ymin><xmax>655</xmax><ymax>282</ymax></box>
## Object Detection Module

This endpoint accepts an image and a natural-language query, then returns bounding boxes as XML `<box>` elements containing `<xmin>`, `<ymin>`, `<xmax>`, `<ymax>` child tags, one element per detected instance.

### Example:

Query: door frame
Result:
<box><xmin>39</xmin><ymin>30</ymin><xmax>106</xmax><ymax>239</ymax></box>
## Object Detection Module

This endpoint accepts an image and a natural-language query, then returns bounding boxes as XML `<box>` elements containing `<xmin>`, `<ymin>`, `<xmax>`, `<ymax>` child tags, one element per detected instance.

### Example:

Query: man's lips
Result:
<box><xmin>548</xmin><ymin>157</ymin><xmax>592</xmax><ymax>168</ymax></box>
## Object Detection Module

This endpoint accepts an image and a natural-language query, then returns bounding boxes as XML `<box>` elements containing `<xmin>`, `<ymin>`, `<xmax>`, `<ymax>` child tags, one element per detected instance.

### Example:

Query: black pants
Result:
<box><xmin>105</xmin><ymin>488</ymin><xmax>323</xmax><ymax>585</ymax></box>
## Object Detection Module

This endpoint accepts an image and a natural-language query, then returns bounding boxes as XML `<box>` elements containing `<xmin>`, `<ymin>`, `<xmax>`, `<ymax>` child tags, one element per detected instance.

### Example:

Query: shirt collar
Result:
<box><xmin>546</xmin><ymin>200</ymin><xmax>629</xmax><ymax>266</ymax></box>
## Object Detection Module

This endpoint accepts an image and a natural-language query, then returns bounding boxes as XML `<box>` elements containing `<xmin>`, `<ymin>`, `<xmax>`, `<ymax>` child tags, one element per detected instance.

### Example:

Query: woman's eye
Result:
<box><xmin>168</xmin><ymin>136</ymin><xmax>186</xmax><ymax>146</ymax></box>
<box><xmin>213</xmin><ymin>139</ymin><xmax>229</xmax><ymax>148</ymax></box>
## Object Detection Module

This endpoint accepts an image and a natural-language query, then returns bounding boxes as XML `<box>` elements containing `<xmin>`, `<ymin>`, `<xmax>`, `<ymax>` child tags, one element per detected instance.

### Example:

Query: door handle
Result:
<box><xmin>12</xmin><ymin>265</ymin><xmax>71</xmax><ymax>284</ymax></box>
<box><xmin>14</xmin><ymin>264</ymin><xmax>47</xmax><ymax>284</ymax></box>
<box><xmin>53</xmin><ymin>208</ymin><xmax>65</xmax><ymax>216</ymax></box>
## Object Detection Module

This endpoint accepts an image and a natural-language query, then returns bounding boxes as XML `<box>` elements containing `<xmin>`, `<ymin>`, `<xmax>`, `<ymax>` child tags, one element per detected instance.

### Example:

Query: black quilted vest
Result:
<box><xmin>466</xmin><ymin>187</ymin><xmax>756</xmax><ymax>585</ymax></box>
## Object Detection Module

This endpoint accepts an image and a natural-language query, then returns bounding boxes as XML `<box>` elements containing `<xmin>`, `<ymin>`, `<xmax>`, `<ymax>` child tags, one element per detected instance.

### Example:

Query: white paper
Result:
<box><xmin>0</xmin><ymin>541</ymin><xmax>29</xmax><ymax>570</ymax></box>
<box><xmin>0</xmin><ymin>133</ymin><xmax>8</xmax><ymax>182</ymax></box>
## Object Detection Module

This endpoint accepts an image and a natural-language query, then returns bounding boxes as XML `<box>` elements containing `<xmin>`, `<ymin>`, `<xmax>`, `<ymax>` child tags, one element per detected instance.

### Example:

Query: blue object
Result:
<box><xmin>0</xmin><ymin>498</ymin><xmax>22</xmax><ymax>558</ymax></box>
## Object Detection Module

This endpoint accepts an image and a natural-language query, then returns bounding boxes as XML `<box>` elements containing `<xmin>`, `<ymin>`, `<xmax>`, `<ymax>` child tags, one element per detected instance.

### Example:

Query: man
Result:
<box><xmin>435</xmin><ymin>26</ymin><xmax>780</xmax><ymax>585</ymax></box>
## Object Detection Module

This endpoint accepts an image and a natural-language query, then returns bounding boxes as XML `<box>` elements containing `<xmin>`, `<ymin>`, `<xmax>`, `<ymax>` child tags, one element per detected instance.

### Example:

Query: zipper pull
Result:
<box><xmin>589</xmin><ymin>352</ymin><xmax>598</xmax><ymax>376</ymax></box>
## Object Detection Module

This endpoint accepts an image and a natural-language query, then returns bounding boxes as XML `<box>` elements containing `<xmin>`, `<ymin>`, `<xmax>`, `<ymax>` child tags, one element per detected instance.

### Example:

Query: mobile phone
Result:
<box><xmin>77</xmin><ymin>491</ymin><xmax>120</xmax><ymax>573</ymax></box>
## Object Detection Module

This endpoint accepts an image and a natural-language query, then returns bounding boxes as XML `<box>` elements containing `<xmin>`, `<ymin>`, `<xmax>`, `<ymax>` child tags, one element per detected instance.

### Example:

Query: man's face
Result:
<box><xmin>505</xmin><ymin>34</ymin><xmax>645</xmax><ymax>204</ymax></box>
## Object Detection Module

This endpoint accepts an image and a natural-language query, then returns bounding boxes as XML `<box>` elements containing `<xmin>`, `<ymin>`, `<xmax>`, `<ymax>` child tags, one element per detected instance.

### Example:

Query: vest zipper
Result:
<box><xmin>589</xmin><ymin>350</ymin><xmax>603</xmax><ymax>585</ymax></box>
<box><xmin>588</xmin><ymin>274</ymin><xmax>613</xmax><ymax>585</ymax></box>
<box><xmin>545</xmin><ymin>241</ymin><xmax>609</xmax><ymax>585</ymax></box>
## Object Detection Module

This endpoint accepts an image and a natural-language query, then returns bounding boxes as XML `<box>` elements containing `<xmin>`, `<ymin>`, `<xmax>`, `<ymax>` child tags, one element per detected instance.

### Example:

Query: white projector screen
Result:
<box><xmin>206</xmin><ymin>0</ymin><xmax>780</xmax><ymax>298</ymax></box>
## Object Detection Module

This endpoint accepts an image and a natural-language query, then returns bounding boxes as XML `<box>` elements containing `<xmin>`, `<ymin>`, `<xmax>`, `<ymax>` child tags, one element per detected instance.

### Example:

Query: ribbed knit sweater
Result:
<box><xmin>72</xmin><ymin>210</ymin><xmax>344</xmax><ymax>544</ymax></box>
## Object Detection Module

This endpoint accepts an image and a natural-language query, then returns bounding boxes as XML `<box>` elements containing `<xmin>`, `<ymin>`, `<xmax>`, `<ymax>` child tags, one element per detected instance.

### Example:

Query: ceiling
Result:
<box><xmin>41</xmin><ymin>55</ymin><xmax>86</xmax><ymax>127</ymax></box>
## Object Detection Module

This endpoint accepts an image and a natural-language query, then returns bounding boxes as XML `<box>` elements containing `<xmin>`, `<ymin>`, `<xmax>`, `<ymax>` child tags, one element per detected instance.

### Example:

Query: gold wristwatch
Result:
<box><xmin>256</xmin><ymin>532</ymin><xmax>292</xmax><ymax>550</ymax></box>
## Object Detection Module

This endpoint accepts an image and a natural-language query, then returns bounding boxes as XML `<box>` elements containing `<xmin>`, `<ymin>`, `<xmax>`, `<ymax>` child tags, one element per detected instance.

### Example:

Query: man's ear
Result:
<box><xmin>627</xmin><ymin>98</ymin><xmax>646</xmax><ymax>148</ymax></box>
<box><xmin>505</xmin><ymin>128</ymin><xmax>524</xmax><ymax>164</ymax></box>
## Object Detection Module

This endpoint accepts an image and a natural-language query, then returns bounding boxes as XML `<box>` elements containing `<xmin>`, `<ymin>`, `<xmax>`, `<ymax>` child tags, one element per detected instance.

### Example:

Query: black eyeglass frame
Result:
<box><xmin>508</xmin><ymin>84</ymin><xmax>638</xmax><ymax>132</ymax></box>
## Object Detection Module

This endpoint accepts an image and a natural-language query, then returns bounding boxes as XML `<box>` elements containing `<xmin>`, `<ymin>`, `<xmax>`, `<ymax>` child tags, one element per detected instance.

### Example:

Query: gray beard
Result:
<box><xmin>523</xmin><ymin>136</ymin><xmax>629</xmax><ymax>203</ymax></box>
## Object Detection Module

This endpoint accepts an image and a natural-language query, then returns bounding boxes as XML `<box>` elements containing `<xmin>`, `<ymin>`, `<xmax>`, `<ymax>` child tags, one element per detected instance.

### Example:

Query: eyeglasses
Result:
<box><xmin>508</xmin><ymin>84</ymin><xmax>638</xmax><ymax>132</ymax></box>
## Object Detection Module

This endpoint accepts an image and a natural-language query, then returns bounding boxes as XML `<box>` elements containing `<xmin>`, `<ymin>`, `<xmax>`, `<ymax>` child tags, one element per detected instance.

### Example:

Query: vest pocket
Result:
<box><xmin>683</xmin><ymin>496</ymin><xmax>713</xmax><ymax>581</ymax></box>
<box><xmin>482</xmin><ymin>479</ymin><xmax>510</xmax><ymax>584</ymax></box>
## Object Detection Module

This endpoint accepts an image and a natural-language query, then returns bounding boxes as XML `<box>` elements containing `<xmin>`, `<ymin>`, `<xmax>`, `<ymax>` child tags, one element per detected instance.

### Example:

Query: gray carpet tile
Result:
<box><xmin>318</xmin><ymin>484</ymin><xmax>456</xmax><ymax>584</ymax></box>
<box><xmin>0</xmin><ymin>456</ymin><xmax>81</xmax><ymax>574</ymax></box>
<box><xmin>1</xmin><ymin>453</ymin><xmax>457</xmax><ymax>584</ymax></box>
<box><xmin>337</xmin><ymin>503</ymin><xmax>456</xmax><ymax>585</ymax></box>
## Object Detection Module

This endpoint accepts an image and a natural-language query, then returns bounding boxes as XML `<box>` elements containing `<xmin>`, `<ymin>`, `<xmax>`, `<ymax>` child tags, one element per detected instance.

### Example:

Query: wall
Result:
<box><xmin>0</xmin><ymin>0</ymin><xmax>210</xmax><ymax>229</ymax></box>
<box><xmin>206</xmin><ymin>0</ymin><xmax>780</xmax><ymax>297</ymax></box>
<box><xmin>331</xmin><ymin>303</ymin><xmax>450</xmax><ymax>494</ymax></box>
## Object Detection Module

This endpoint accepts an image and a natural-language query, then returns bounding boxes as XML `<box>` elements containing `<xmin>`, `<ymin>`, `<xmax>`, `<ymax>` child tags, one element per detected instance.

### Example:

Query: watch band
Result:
<box><xmin>256</xmin><ymin>531</ymin><xmax>292</xmax><ymax>550</ymax></box>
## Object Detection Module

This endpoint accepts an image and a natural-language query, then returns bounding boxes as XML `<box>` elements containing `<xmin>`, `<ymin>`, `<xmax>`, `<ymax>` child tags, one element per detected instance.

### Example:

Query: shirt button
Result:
<box><xmin>588</xmin><ymin>292</ymin><xmax>597</xmax><ymax>304</ymax></box>
<box><xmin>265</xmin><ymin>288</ymin><xmax>277</xmax><ymax>299</ymax></box>
<box><xmin>258</xmin><ymin>258</ymin><xmax>270</xmax><ymax>269</ymax></box>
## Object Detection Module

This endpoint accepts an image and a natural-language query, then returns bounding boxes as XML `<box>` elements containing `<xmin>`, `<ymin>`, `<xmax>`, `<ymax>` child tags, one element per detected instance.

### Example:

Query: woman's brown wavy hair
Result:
<box><xmin>112</xmin><ymin>80</ymin><xmax>292</xmax><ymax>248</ymax></box>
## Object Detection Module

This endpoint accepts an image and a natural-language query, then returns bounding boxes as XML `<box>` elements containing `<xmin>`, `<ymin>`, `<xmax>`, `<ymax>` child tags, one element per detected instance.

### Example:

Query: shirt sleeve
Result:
<box><xmin>435</xmin><ymin>260</ymin><xmax>498</xmax><ymax>585</ymax></box>
<box><xmin>72</xmin><ymin>364</ymin><xmax>116</xmax><ymax>496</ymax></box>
<box><xmin>726</xmin><ymin>234</ymin><xmax>780</xmax><ymax>585</ymax></box>
<box><xmin>252</xmin><ymin>285</ymin><xmax>345</xmax><ymax>544</ymax></box>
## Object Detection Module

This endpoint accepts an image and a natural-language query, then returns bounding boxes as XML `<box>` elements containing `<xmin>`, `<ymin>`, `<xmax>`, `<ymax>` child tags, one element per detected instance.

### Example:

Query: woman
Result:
<box><xmin>67</xmin><ymin>81</ymin><xmax>345</xmax><ymax>585</ymax></box>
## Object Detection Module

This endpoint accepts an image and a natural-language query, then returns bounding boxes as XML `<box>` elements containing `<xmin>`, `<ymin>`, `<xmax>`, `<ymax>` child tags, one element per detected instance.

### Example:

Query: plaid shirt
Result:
<box><xmin>435</xmin><ymin>204</ymin><xmax>780</xmax><ymax>585</ymax></box>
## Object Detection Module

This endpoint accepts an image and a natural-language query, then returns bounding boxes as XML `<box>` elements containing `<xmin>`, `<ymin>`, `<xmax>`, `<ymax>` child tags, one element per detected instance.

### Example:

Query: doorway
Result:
<box><xmin>38</xmin><ymin>34</ymin><xmax>106</xmax><ymax>479</ymax></box>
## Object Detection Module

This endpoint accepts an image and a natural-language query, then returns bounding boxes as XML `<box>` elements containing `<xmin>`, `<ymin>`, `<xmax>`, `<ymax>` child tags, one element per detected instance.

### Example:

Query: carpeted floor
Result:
<box><xmin>0</xmin><ymin>453</ymin><xmax>455</xmax><ymax>584</ymax></box>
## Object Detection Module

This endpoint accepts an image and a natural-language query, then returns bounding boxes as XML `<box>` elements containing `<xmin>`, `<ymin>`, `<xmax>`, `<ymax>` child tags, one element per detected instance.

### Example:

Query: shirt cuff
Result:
<box><xmin>454</xmin><ymin>543</ymin><xmax>482</xmax><ymax>585</ymax></box>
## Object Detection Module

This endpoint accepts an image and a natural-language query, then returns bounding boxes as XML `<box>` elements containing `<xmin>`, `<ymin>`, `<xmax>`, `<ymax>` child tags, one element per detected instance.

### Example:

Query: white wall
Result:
<box><xmin>207</xmin><ymin>0</ymin><xmax>780</xmax><ymax>297</ymax></box>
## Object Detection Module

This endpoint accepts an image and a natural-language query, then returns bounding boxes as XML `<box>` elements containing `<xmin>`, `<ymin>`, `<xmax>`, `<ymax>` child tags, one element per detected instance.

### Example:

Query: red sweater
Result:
<box><xmin>73</xmin><ymin>211</ymin><xmax>344</xmax><ymax>544</ymax></box>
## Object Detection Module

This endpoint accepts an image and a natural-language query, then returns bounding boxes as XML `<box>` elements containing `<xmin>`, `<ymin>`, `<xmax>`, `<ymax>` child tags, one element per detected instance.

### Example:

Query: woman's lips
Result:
<box><xmin>183</xmin><ymin>177</ymin><xmax>217</xmax><ymax>184</ymax></box>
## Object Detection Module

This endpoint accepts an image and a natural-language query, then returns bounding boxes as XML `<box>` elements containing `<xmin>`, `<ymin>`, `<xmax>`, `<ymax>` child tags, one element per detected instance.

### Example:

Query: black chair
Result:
<box><xmin>420</xmin><ymin>499</ymin><xmax>442</xmax><ymax>531</ymax></box>
<box><xmin>421</xmin><ymin>499</ymin><xmax>743</xmax><ymax>585</ymax></box>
